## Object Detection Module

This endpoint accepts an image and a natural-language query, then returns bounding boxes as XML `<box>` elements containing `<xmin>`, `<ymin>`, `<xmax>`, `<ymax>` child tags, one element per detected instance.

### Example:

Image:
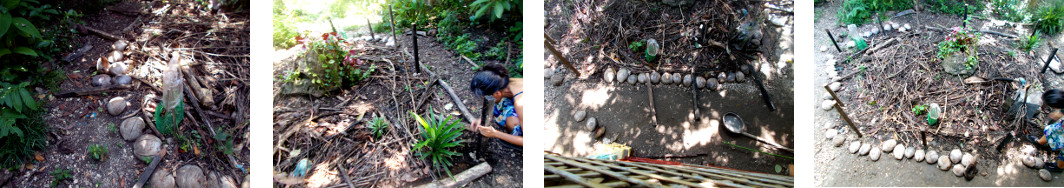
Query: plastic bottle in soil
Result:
<box><xmin>927</xmin><ymin>103</ymin><xmax>941</xmax><ymax>126</ymax></box>
<box><xmin>847</xmin><ymin>24</ymin><xmax>868</xmax><ymax>50</ymax></box>
<box><xmin>162</xmin><ymin>52</ymin><xmax>185</xmax><ymax>111</ymax></box>
<box><xmin>646</xmin><ymin>39</ymin><xmax>660</xmax><ymax>62</ymax></box>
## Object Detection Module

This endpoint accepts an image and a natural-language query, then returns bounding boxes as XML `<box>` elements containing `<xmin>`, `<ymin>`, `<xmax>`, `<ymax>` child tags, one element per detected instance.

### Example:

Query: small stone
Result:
<box><xmin>177</xmin><ymin>165</ymin><xmax>206</xmax><ymax>188</ymax></box>
<box><xmin>604</xmin><ymin>67</ymin><xmax>616</xmax><ymax>83</ymax></box>
<box><xmin>707</xmin><ymin>78</ymin><xmax>719</xmax><ymax>90</ymax></box>
<box><xmin>683</xmin><ymin>74</ymin><xmax>693</xmax><ymax>86</ymax></box>
<box><xmin>650</xmin><ymin>72</ymin><xmax>661</xmax><ymax>84</ymax></box>
<box><xmin>927</xmin><ymin>151</ymin><xmax>939</xmax><ymax>164</ymax></box>
<box><xmin>617</xmin><ymin>68</ymin><xmax>630</xmax><ymax>83</ymax></box>
<box><xmin>594</xmin><ymin>126</ymin><xmax>606</xmax><ymax>139</ymax></box>
<box><xmin>551</xmin><ymin>74</ymin><xmax>564</xmax><ymax>86</ymax></box>
<box><xmin>92</xmin><ymin>74</ymin><xmax>112</xmax><ymax>87</ymax></box>
<box><xmin>695</xmin><ymin>76</ymin><xmax>706</xmax><ymax>89</ymax></box>
<box><xmin>627</xmin><ymin>75</ymin><xmax>637</xmax><ymax>85</ymax></box>
<box><xmin>833</xmin><ymin>136</ymin><xmax>846</xmax><ymax>147</ymax></box>
<box><xmin>740</xmin><ymin>64</ymin><xmax>752</xmax><ymax>75</ymax></box>
<box><xmin>829</xmin><ymin>82</ymin><xmax>842</xmax><ymax>91</ymax></box>
<box><xmin>671</xmin><ymin>73</ymin><xmax>682</xmax><ymax>84</ymax></box>
<box><xmin>825</xmin><ymin>130</ymin><xmax>837</xmax><ymax>140</ymax></box>
<box><xmin>882</xmin><ymin>139</ymin><xmax>897</xmax><ymax>152</ymax></box>
<box><xmin>905</xmin><ymin>146</ymin><xmax>915</xmax><ymax>159</ymax></box>
<box><xmin>150</xmin><ymin>169</ymin><xmax>176</xmax><ymax>188</ymax></box>
<box><xmin>586</xmin><ymin>117</ymin><xmax>597</xmax><ymax>130</ymax></box>
<box><xmin>113</xmin><ymin>75</ymin><xmax>132</xmax><ymax>85</ymax></box>
<box><xmin>953</xmin><ymin>164</ymin><xmax>965</xmax><ymax>176</ymax></box>
<box><xmin>638</xmin><ymin>73</ymin><xmax>648</xmax><ymax>83</ymax></box>
<box><xmin>904</xmin><ymin>24</ymin><xmax>912</xmax><ymax>30</ymax></box>
<box><xmin>962</xmin><ymin>153</ymin><xmax>975</xmax><ymax>166</ymax></box>
<box><xmin>107</xmin><ymin>97</ymin><xmax>127</xmax><ymax>116</ymax></box>
<box><xmin>849</xmin><ymin>141</ymin><xmax>861</xmax><ymax>154</ymax></box>
<box><xmin>134</xmin><ymin>134</ymin><xmax>162</xmax><ymax>157</ymax></box>
<box><xmin>1023</xmin><ymin>156</ymin><xmax>1036</xmax><ymax>168</ymax></box>
<box><xmin>893</xmin><ymin>145</ymin><xmax>905</xmax><ymax>160</ymax></box>
<box><xmin>870</xmin><ymin>149</ymin><xmax>881</xmax><ymax>161</ymax></box>
<box><xmin>951</xmin><ymin>149</ymin><xmax>963</xmax><ymax>163</ymax></box>
<box><xmin>938</xmin><ymin>156</ymin><xmax>952</xmax><ymax>170</ymax></box>
<box><xmin>573</xmin><ymin>110</ymin><xmax>587</xmax><ymax>122</ymax></box>
<box><xmin>914</xmin><ymin>149</ymin><xmax>925</xmax><ymax>162</ymax></box>
<box><xmin>120</xmin><ymin>117</ymin><xmax>145</xmax><ymax>141</ymax></box>
<box><xmin>1023</xmin><ymin>145</ymin><xmax>1039</xmax><ymax>156</ymax></box>
<box><xmin>1040</xmin><ymin>169</ymin><xmax>1052</xmax><ymax>181</ymax></box>
<box><xmin>662</xmin><ymin>73</ymin><xmax>673</xmax><ymax>84</ymax></box>
<box><xmin>735</xmin><ymin>72</ymin><xmax>745</xmax><ymax>82</ymax></box>
<box><xmin>717</xmin><ymin>73</ymin><xmax>727</xmax><ymax>83</ymax></box>
<box><xmin>883</xmin><ymin>24</ymin><xmax>893</xmax><ymax>31</ymax></box>
<box><xmin>114</xmin><ymin>40</ymin><xmax>129</xmax><ymax>51</ymax></box>
<box><xmin>859</xmin><ymin>143</ymin><xmax>871</xmax><ymax>155</ymax></box>
<box><xmin>821</xmin><ymin>100</ymin><xmax>836</xmax><ymax>111</ymax></box>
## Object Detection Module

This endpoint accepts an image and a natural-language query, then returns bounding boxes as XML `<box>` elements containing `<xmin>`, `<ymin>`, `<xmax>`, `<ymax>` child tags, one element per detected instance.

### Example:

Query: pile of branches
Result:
<box><xmin>554</xmin><ymin>0</ymin><xmax>790</xmax><ymax>73</ymax></box>
<box><xmin>833</xmin><ymin>27</ymin><xmax>1043</xmax><ymax>150</ymax></box>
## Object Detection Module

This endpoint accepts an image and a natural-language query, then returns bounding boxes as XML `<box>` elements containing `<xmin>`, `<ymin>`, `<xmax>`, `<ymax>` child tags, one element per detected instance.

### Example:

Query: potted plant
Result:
<box><xmin>937</xmin><ymin>27</ymin><xmax>981</xmax><ymax>75</ymax></box>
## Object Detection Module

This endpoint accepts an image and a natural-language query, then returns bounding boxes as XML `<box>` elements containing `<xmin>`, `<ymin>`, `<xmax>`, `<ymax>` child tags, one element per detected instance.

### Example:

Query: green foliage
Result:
<box><xmin>937</xmin><ymin>27</ymin><xmax>981</xmax><ymax>69</ymax></box>
<box><xmin>837</xmin><ymin>0</ymin><xmax>911</xmax><ymax>25</ymax></box>
<box><xmin>628</xmin><ymin>41</ymin><xmax>644</xmax><ymax>52</ymax></box>
<box><xmin>154</xmin><ymin>102</ymin><xmax>185</xmax><ymax>136</ymax></box>
<box><xmin>369</xmin><ymin>116</ymin><xmax>388</xmax><ymax>139</ymax></box>
<box><xmin>139</xmin><ymin>156</ymin><xmax>152</xmax><ymax>164</ymax></box>
<box><xmin>87</xmin><ymin>144</ymin><xmax>108</xmax><ymax>161</ymax></box>
<box><xmin>470</xmin><ymin>0</ymin><xmax>519</xmax><ymax>22</ymax></box>
<box><xmin>0</xmin><ymin>81</ymin><xmax>46</xmax><ymax>169</ymax></box>
<box><xmin>107</xmin><ymin>123</ymin><xmax>117</xmax><ymax>134</ymax></box>
<box><xmin>1019</xmin><ymin>32</ymin><xmax>1041</xmax><ymax>52</ymax></box>
<box><xmin>912</xmin><ymin>104</ymin><xmax>927</xmax><ymax>115</ymax></box>
<box><xmin>1032</xmin><ymin>2</ymin><xmax>1064</xmax><ymax>35</ymax></box>
<box><xmin>213</xmin><ymin>125</ymin><xmax>235</xmax><ymax>155</ymax></box>
<box><xmin>291</xmin><ymin>32</ymin><xmax>375</xmax><ymax>91</ymax></box>
<box><xmin>272</xmin><ymin>0</ymin><xmax>302</xmax><ymax>49</ymax></box>
<box><xmin>410</xmin><ymin>110</ymin><xmax>465</xmax><ymax>178</ymax></box>
<box><xmin>925</xmin><ymin>0</ymin><xmax>983</xmax><ymax>15</ymax></box>
<box><xmin>485</xmin><ymin>42</ymin><xmax>507</xmax><ymax>60</ymax></box>
<box><xmin>992</xmin><ymin>0</ymin><xmax>1030</xmax><ymax>22</ymax></box>
<box><xmin>510</xmin><ymin>54</ymin><xmax>523</xmax><ymax>78</ymax></box>
<box><xmin>50</xmin><ymin>168</ymin><xmax>72</xmax><ymax>187</ymax></box>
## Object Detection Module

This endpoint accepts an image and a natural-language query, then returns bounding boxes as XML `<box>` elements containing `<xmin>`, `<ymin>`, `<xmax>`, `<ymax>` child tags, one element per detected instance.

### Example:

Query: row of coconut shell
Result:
<box><xmin>602</xmin><ymin>67</ymin><xmax>751</xmax><ymax>90</ymax></box>
<box><xmin>829</xmin><ymin>131</ymin><xmax>981</xmax><ymax>180</ymax></box>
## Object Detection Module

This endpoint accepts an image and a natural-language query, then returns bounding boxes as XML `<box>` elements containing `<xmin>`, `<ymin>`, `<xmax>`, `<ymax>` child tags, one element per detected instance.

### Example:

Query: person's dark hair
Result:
<box><xmin>470</xmin><ymin>64</ymin><xmax>510</xmax><ymax>96</ymax></box>
<box><xmin>1045</xmin><ymin>89</ymin><xmax>1064</xmax><ymax>109</ymax></box>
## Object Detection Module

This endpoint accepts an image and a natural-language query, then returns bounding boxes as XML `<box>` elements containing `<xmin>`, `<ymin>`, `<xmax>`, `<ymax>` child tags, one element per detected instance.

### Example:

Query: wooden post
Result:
<box><xmin>366</xmin><ymin>19</ymin><xmax>376</xmax><ymax>40</ymax></box>
<box><xmin>414</xmin><ymin>163</ymin><xmax>492</xmax><ymax>188</ymax></box>
<box><xmin>826</xmin><ymin>29</ymin><xmax>842</xmax><ymax>52</ymax></box>
<box><xmin>413</xmin><ymin>23</ymin><xmax>421</xmax><ymax>73</ymax></box>
<box><xmin>647</xmin><ymin>83</ymin><xmax>659</xmax><ymax>126</ymax></box>
<box><xmin>1042</xmin><ymin>48</ymin><xmax>1058</xmax><ymax>74</ymax></box>
<box><xmin>544</xmin><ymin>34</ymin><xmax>580</xmax><ymax>77</ymax></box>
<box><xmin>825</xmin><ymin>85</ymin><xmax>862</xmax><ymax>137</ymax></box>
<box><xmin>388</xmin><ymin>5</ymin><xmax>399</xmax><ymax>47</ymax></box>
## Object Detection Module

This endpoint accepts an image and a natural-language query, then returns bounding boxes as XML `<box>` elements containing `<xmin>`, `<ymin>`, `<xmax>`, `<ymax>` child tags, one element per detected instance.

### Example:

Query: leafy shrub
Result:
<box><xmin>0</xmin><ymin>82</ymin><xmax>46</xmax><ymax>168</ymax></box>
<box><xmin>926</xmin><ymin>0</ymin><xmax>983</xmax><ymax>15</ymax></box>
<box><xmin>1019</xmin><ymin>32</ymin><xmax>1041</xmax><ymax>52</ymax></box>
<box><xmin>273</xmin><ymin>0</ymin><xmax>303</xmax><ymax>49</ymax></box>
<box><xmin>369</xmin><ymin>116</ymin><xmax>388</xmax><ymax>139</ymax></box>
<box><xmin>410</xmin><ymin>110</ymin><xmax>465</xmax><ymax>178</ymax></box>
<box><xmin>50</xmin><ymin>168</ymin><xmax>72</xmax><ymax>187</ymax></box>
<box><xmin>1032</xmin><ymin>2</ymin><xmax>1064</xmax><ymax>35</ymax></box>
<box><xmin>992</xmin><ymin>0</ymin><xmax>1030</xmax><ymax>22</ymax></box>
<box><xmin>837</xmin><ymin>0</ymin><xmax>911</xmax><ymax>25</ymax></box>
<box><xmin>937</xmin><ymin>27</ymin><xmax>981</xmax><ymax>69</ymax></box>
<box><xmin>470</xmin><ymin>0</ymin><xmax>519</xmax><ymax>22</ymax></box>
<box><xmin>213</xmin><ymin>125</ymin><xmax>236</xmax><ymax>155</ymax></box>
<box><xmin>87</xmin><ymin>144</ymin><xmax>107</xmax><ymax>161</ymax></box>
<box><xmin>293</xmin><ymin>32</ymin><xmax>374</xmax><ymax>91</ymax></box>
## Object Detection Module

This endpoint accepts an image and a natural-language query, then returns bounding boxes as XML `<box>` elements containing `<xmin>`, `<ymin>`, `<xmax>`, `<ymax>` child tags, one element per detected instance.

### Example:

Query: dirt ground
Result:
<box><xmin>271</xmin><ymin>28</ymin><xmax>522</xmax><ymax>187</ymax></box>
<box><xmin>0</xmin><ymin>1</ymin><xmax>251</xmax><ymax>187</ymax></box>
<box><xmin>543</xmin><ymin>0</ymin><xmax>794</xmax><ymax>175</ymax></box>
<box><xmin>813</xmin><ymin>1</ymin><xmax>1064</xmax><ymax>186</ymax></box>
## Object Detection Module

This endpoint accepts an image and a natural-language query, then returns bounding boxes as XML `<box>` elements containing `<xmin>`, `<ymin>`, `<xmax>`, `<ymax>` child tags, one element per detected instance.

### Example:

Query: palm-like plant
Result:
<box><xmin>369</xmin><ymin>116</ymin><xmax>388</xmax><ymax>139</ymax></box>
<box><xmin>410</xmin><ymin>111</ymin><xmax>465</xmax><ymax>178</ymax></box>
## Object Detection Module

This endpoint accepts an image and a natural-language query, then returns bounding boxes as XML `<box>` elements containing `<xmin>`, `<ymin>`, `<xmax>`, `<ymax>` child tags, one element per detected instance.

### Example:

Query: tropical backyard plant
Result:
<box><xmin>410</xmin><ymin>110</ymin><xmax>466</xmax><ymax>178</ymax></box>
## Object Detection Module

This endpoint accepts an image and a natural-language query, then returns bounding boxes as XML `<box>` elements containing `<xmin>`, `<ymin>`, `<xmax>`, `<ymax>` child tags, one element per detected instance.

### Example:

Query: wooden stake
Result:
<box><xmin>132</xmin><ymin>150</ymin><xmax>166</xmax><ymax>188</ymax></box>
<box><xmin>825</xmin><ymin>85</ymin><xmax>862</xmax><ymax>137</ymax></box>
<box><xmin>544</xmin><ymin>34</ymin><xmax>580</xmax><ymax>77</ymax></box>
<box><xmin>366</xmin><ymin>19</ymin><xmax>376</xmax><ymax>40</ymax></box>
<box><xmin>1042</xmin><ymin>48</ymin><xmax>1058</xmax><ymax>74</ymax></box>
<box><xmin>388</xmin><ymin>5</ymin><xmax>399</xmax><ymax>47</ymax></box>
<box><xmin>826</xmin><ymin>29</ymin><xmax>842</xmax><ymax>53</ymax></box>
<box><xmin>413</xmin><ymin>23</ymin><xmax>421</xmax><ymax>73</ymax></box>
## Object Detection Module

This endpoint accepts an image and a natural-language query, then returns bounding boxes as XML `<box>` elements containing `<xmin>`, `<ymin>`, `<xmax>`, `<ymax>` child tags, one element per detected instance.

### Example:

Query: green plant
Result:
<box><xmin>925</xmin><ymin>0</ymin><xmax>982</xmax><ymax>15</ymax></box>
<box><xmin>992</xmin><ymin>0</ymin><xmax>1030</xmax><ymax>22</ymax></box>
<box><xmin>87</xmin><ymin>144</ymin><xmax>107</xmax><ymax>161</ymax></box>
<box><xmin>912</xmin><ymin>104</ymin><xmax>927</xmax><ymax>115</ymax></box>
<box><xmin>0</xmin><ymin>81</ymin><xmax>46</xmax><ymax>168</ymax></box>
<box><xmin>410</xmin><ymin>110</ymin><xmax>466</xmax><ymax>178</ymax></box>
<box><xmin>154</xmin><ymin>102</ymin><xmax>184</xmax><ymax>136</ymax></box>
<box><xmin>1019</xmin><ymin>32</ymin><xmax>1041</xmax><ymax>52</ymax></box>
<box><xmin>369</xmin><ymin>116</ymin><xmax>388</xmax><ymax>139</ymax></box>
<box><xmin>50</xmin><ymin>168</ymin><xmax>72</xmax><ymax>187</ymax></box>
<box><xmin>937</xmin><ymin>27</ymin><xmax>981</xmax><ymax>69</ymax></box>
<box><xmin>107</xmin><ymin>123</ymin><xmax>117</xmax><ymax>134</ymax></box>
<box><xmin>470</xmin><ymin>0</ymin><xmax>519</xmax><ymax>22</ymax></box>
<box><xmin>837</xmin><ymin>0</ymin><xmax>911</xmax><ymax>25</ymax></box>
<box><xmin>628</xmin><ymin>41</ymin><xmax>644</xmax><ymax>52</ymax></box>
<box><xmin>1032</xmin><ymin>2</ymin><xmax>1064</xmax><ymax>35</ymax></box>
<box><xmin>213</xmin><ymin>125</ymin><xmax>235</xmax><ymax>155</ymax></box>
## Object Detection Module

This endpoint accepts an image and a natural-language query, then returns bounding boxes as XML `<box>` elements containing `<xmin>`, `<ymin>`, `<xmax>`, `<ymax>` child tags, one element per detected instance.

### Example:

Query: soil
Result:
<box><xmin>813</xmin><ymin>1</ymin><xmax>1064</xmax><ymax>186</ymax></box>
<box><xmin>1</xmin><ymin>1</ymin><xmax>251</xmax><ymax>187</ymax></box>
<box><xmin>543</xmin><ymin>0</ymin><xmax>794</xmax><ymax>176</ymax></box>
<box><xmin>271</xmin><ymin>27</ymin><xmax>523</xmax><ymax>187</ymax></box>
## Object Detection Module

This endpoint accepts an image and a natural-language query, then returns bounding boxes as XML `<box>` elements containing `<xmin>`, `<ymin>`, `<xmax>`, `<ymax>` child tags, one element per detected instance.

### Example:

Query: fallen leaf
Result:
<box><xmin>35</xmin><ymin>153</ymin><xmax>44</xmax><ymax>162</ymax></box>
<box><xmin>193</xmin><ymin>145</ymin><xmax>201</xmax><ymax>155</ymax></box>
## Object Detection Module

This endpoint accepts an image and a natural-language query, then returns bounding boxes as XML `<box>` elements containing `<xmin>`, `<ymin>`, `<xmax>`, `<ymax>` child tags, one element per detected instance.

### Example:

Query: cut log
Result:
<box><xmin>414</xmin><ymin>163</ymin><xmax>492</xmax><ymax>188</ymax></box>
<box><xmin>76</xmin><ymin>24</ymin><xmax>123</xmax><ymax>41</ymax></box>
<box><xmin>55</xmin><ymin>85</ymin><xmax>131</xmax><ymax>98</ymax></box>
<box><xmin>132</xmin><ymin>150</ymin><xmax>166</xmax><ymax>188</ymax></box>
